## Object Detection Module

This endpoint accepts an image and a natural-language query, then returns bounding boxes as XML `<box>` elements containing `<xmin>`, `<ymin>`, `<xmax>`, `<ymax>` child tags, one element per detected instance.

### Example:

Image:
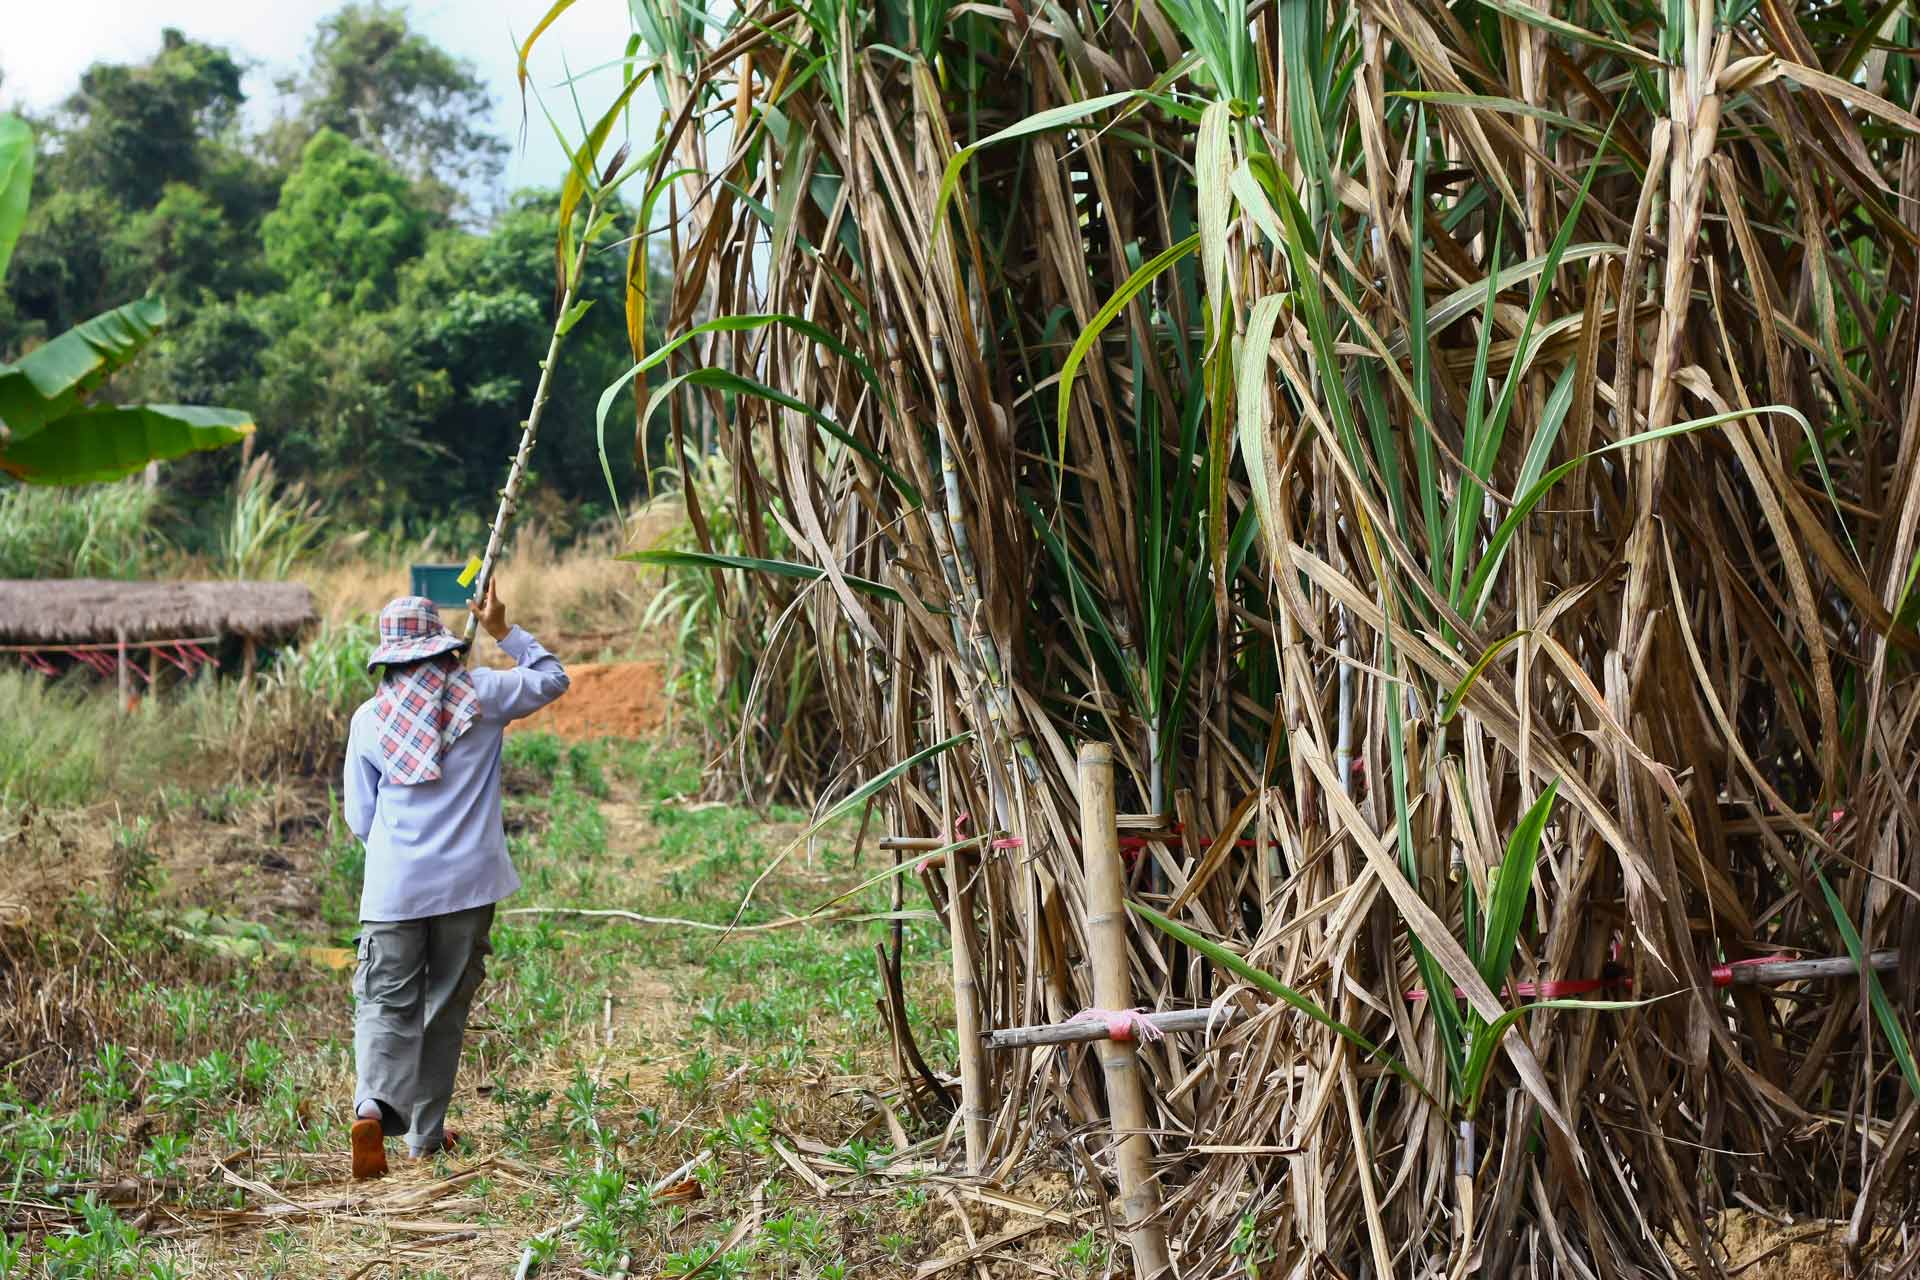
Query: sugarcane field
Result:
<box><xmin>4</xmin><ymin>0</ymin><xmax>1920</xmax><ymax>1276</ymax></box>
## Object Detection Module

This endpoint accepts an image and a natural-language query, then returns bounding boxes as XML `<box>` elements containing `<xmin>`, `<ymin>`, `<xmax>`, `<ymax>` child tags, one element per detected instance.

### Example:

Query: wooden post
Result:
<box><xmin>241</xmin><ymin>636</ymin><xmax>257</xmax><ymax>687</ymax></box>
<box><xmin>116</xmin><ymin>628</ymin><xmax>130</xmax><ymax>712</ymax></box>
<box><xmin>1080</xmin><ymin>743</ymin><xmax>1171</xmax><ymax>1278</ymax></box>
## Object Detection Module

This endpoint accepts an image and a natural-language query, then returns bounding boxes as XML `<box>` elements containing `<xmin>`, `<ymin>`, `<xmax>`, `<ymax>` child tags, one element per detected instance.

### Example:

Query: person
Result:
<box><xmin>342</xmin><ymin>581</ymin><xmax>569</xmax><ymax>1178</ymax></box>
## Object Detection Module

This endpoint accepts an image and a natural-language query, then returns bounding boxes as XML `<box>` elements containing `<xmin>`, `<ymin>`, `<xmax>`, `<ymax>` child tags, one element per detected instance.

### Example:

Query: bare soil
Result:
<box><xmin>505</xmin><ymin>660</ymin><xmax>667</xmax><ymax>742</ymax></box>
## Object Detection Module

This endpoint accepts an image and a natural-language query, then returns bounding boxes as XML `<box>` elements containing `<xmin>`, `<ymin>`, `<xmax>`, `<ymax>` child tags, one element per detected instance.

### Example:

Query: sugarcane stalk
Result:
<box><xmin>463</xmin><ymin>195</ymin><xmax>604</xmax><ymax>643</ymax></box>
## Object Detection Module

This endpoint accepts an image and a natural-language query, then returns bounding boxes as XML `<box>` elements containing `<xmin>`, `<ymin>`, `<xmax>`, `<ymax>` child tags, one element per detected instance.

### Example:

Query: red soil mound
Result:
<box><xmin>507</xmin><ymin>660</ymin><xmax>666</xmax><ymax>741</ymax></box>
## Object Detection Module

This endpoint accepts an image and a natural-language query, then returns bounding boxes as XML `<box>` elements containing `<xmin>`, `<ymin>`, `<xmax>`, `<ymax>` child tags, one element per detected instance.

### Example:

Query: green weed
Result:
<box><xmin>0</xmin><ymin>481</ymin><xmax>160</xmax><ymax>579</ymax></box>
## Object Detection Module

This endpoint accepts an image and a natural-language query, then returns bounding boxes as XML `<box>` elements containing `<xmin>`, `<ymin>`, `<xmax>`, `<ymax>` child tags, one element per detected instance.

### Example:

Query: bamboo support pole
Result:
<box><xmin>115</xmin><ymin>628</ymin><xmax>129</xmax><ymax>711</ymax></box>
<box><xmin>983</xmin><ymin>1005</ymin><xmax>1245</xmax><ymax>1050</ymax></box>
<box><xmin>1080</xmin><ymin>742</ymin><xmax>1172</xmax><ymax>1279</ymax></box>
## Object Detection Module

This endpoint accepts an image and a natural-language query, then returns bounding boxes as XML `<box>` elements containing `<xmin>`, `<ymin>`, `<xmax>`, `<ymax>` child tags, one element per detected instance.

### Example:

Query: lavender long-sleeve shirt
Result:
<box><xmin>344</xmin><ymin>626</ymin><xmax>569</xmax><ymax>922</ymax></box>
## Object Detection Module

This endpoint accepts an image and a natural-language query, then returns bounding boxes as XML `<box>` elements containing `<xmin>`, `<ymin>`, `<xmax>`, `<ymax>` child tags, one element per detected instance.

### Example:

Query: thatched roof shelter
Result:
<box><xmin>0</xmin><ymin>580</ymin><xmax>316</xmax><ymax>646</ymax></box>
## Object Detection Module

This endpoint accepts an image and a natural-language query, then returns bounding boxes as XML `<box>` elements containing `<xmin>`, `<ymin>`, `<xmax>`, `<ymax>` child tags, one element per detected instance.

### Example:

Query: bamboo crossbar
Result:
<box><xmin>1722</xmin><ymin>951</ymin><xmax>1898</xmax><ymax>984</ymax></box>
<box><xmin>984</xmin><ymin>953</ymin><xmax>1898</xmax><ymax>1051</ymax></box>
<box><xmin>1405</xmin><ymin>950</ymin><xmax>1903</xmax><ymax>1001</ymax></box>
<box><xmin>0</xmin><ymin>635</ymin><xmax>219</xmax><ymax>653</ymax></box>
<box><xmin>983</xmin><ymin>1006</ymin><xmax>1247</xmax><ymax>1049</ymax></box>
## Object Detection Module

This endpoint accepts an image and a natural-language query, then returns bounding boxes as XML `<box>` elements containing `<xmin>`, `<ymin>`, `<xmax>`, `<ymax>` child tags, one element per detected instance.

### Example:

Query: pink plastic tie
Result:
<box><xmin>1066</xmin><ymin>1007</ymin><xmax>1164</xmax><ymax>1044</ymax></box>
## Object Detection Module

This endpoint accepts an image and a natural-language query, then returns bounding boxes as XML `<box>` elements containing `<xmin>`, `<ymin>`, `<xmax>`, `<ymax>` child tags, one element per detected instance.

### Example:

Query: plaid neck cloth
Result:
<box><xmin>372</xmin><ymin>656</ymin><xmax>481</xmax><ymax>786</ymax></box>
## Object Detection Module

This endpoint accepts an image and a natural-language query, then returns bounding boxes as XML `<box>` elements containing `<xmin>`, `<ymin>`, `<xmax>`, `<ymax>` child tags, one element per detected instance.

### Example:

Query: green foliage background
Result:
<box><xmin>0</xmin><ymin>5</ymin><xmax>669</xmax><ymax>550</ymax></box>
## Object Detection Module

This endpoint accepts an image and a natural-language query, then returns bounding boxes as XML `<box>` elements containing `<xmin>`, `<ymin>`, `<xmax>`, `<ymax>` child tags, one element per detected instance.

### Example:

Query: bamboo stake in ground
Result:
<box><xmin>1080</xmin><ymin>742</ymin><xmax>1172</xmax><ymax>1278</ymax></box>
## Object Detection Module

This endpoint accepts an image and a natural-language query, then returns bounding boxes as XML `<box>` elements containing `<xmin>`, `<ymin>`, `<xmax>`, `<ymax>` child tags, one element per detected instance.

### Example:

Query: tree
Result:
<box><xmin>263</xmin><ymin>129</ymin><xmax>427</xmax><ymax>305</ymax></box>
<box><xmin>1</xmin><ymin>30</ymin><xmax>279</xmax><ymax>348</ymax></box>
<box><xmin>113</xmin><ymin>184</ymin><xmax>252</xmax><ymax>305</ymax></box>
<box><xmin>50</xmin><ymin>30</ymin><xmax>247</xmax><ymax>208</ymax></box>
<box><xmin>248</xmin><ymin>295</ymin><xmax>449</xmax><ymax>504</ymax></box>
<box><xmin>275</xmin><ymin>3</ymin><xmax>506</xmax><ymax>216</ymax></box>
<box><xmin>1</xmin><ymin>185</ymin><xmax>121</xmax><ymax>340</ymax></box>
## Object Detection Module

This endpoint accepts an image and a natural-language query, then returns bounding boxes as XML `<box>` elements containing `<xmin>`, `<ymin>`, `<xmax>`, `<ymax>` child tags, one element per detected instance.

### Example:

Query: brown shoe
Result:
<box><xmin>351</xmin><ymin>1116</ymin><xmax>388</xmax><ymax>1180</ymax></box>
<box><xmin>410</xmin><ymin>1130</ymin><xmax>459</xmax><ymax>1159</ymax></box>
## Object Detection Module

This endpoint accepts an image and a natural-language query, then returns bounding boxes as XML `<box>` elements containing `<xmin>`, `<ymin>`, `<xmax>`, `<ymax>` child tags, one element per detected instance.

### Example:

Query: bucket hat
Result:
<box><xmin>366</xmin><ymin>596</ymin><xmax>469</xmax><ymax>671</ymax></box>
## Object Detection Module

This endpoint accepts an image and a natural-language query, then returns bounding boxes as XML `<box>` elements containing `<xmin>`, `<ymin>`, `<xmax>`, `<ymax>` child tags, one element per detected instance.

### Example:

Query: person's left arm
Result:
<box><xmin>467</xmin><ymin>579</ymin><xmax>569</xmax><ymax>722</ymax></box>
<box><xmin>479</xmin><ymin>626</ymin><xmax>570</xmax><ymax>721</ymax></box>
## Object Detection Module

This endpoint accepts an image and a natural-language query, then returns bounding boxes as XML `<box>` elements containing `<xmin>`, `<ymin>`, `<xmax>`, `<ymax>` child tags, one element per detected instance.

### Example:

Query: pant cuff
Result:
<box><xmin>358</xmin><ymin>1096</ymin><xmax>406</xmax><ymax>1138</ymax></box>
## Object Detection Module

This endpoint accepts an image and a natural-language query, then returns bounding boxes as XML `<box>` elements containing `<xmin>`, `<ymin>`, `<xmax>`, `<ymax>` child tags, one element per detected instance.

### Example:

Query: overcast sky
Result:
<box><xmin>1</xmin><ymin>0</ymin><xmax>650</xmax><ymax>194</ymax></box>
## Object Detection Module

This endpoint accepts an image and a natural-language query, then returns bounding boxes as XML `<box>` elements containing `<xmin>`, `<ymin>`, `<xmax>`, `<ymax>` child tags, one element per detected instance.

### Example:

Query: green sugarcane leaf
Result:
<box><xmin>1197</xmin><ymin>100</ymin><xmax>1234</xmax><ymax>339</ymax></box>
<box><xmin>1390</xmin><ymin>92</ymin><xmax>1611</xmax><ymax>144</ymax></box>
<box><xmin>1479</xmin><ymin>781</ymin><xmax>1560</xmax><ymax>993</ymax></box>
<box><xmin>1021</xmin><ymin>493</ymin><xmax>1146</xmax><ymax>715</ymax></box>
<box><xmin>1235</xmin><ymin>293</ymin><xmax>1290</xmax><ymax>570</ymax></box>
<box><xmin>613</xmin><ymin>366</ymin><xmax>922</xmax><ymax>520</ymax></box>
<box><xmin>599</xmin><ymin>311</ymin><xmax>885</xmax><ymax>419</ymax></box>
<box><xmin>556</xmin><ymin>298</ymin><xmax>595</xmax><ymax>337</ymax></box>
<box><xmin>1817</xmin><ymin>868</ymin><xmax>1920</xmax><ymax>1098</ymax></box>
<box><xmin>1461</xmin><ymin>116</ymin><xmax>1616</xmax><ymax>604</ymax></box>
<box><xmin>808</xmin><ymin>835</ymin><xmax>989</xmax><ymax>916</ymax></box>
<box><xmin>722</xmin><ymin>732</ymin><xmax>975</xmax><ymax>936</ymax></box>
<box><xmin>1440</xmin><ymin>631</ymin><xmax>1529</xmax><ymax>725</ymax></box>
<box><xmin>1461</xmin><ymin>995</ymin><xmax>1650</xmax><ymax>1116</ymax></box>
<box><xmin>1409</xmin><ymin>107</ymin><xmax>1441</xmax><ymax>583</ymax></box>
<box><xmin>1129</xmin><ymin>899</ymin><xmax>1432</xmax><ymax>1102</ymax></box>
<box><xmin>1476</xmin><ymin>0</ymin><xmax>1661</xmax><ymax>65</ymax></box>
<box><xmin>1464</xmin><ymin>405</ymin><xmax>1817</xmax><ymax>618</ymax></box>
<box><xmin>1447</xmin><ymin>220</ymin><xmax>1504</xmax><ymax>607</ymax></box>
<box><xmin>619</xmin><ymin>549</ymin><xmax>936</xmax><ymax>611</ymax></box>
<box><xmin>1054</xmin><ymin>234</ymin><xmax>1200</xmax><ymax>481</ymax></box>
<box><xmin>1227</xmin><ymin>161</ymin><xmax>1284</xmax><ymax>248</ymax></box>
<box><xmin>555</xmin><ymin>65</ymin><xmax>652</xmax><ymax>292</ymax></box>
<box><xmin>930</xmin><ymin>90</ymin><xmax>1140</xmax><ymax>241</ymax></box>
<box><xmin>596</xmin><ymin>311</ymin><xmax>897</xmax><ymax>518</ymax></box>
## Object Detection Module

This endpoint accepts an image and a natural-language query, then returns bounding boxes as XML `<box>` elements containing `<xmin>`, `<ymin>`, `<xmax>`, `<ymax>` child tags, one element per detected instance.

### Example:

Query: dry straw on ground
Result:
<box><xmin>558</xmin><ymin>1</ymin><xmax>1920</xmax><ymax>1275</ymax></box>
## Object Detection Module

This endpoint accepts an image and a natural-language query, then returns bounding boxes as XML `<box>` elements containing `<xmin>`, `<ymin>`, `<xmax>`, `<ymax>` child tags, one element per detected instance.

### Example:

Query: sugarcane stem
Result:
<box><xmin>463</xmin><ymin>197</ymin><xmax>601</xmax><ymax>644</ymax></box>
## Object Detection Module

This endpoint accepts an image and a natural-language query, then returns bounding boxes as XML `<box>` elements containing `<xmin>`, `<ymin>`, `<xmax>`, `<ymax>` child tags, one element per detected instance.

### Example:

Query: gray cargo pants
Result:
<box><xmin>352</xmin><ymin>903</ymin><xmax>494</xmax><ymax>1157</ymax></box>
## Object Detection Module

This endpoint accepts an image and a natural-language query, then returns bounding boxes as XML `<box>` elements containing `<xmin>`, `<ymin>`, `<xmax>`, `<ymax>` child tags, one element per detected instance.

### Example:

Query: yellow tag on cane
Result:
<box><xmin>457</xmin><ymin>555</ymin><xmax>483</xmax><ymax>588</ymax></box>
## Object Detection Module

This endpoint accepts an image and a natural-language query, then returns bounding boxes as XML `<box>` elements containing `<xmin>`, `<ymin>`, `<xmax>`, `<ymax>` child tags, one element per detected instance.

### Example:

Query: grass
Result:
<box><xmin>0</xmin><ymin>614</ymin><xmax>368</xmax><ymax>815</ymax></box>
<box><xmin>0</xmin><ymin>481</ymin><xmax>160</xmax><ymax>579</ymax></box>
<box><xmin>0</xmin><ymin>670</ymin><xmax>231</xmax><ymax>812</ymax></box>
<box><xmin>1</xmin><ymin>731</ymin><xmax>1004</xmax><ymax>1277</ymax></box>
